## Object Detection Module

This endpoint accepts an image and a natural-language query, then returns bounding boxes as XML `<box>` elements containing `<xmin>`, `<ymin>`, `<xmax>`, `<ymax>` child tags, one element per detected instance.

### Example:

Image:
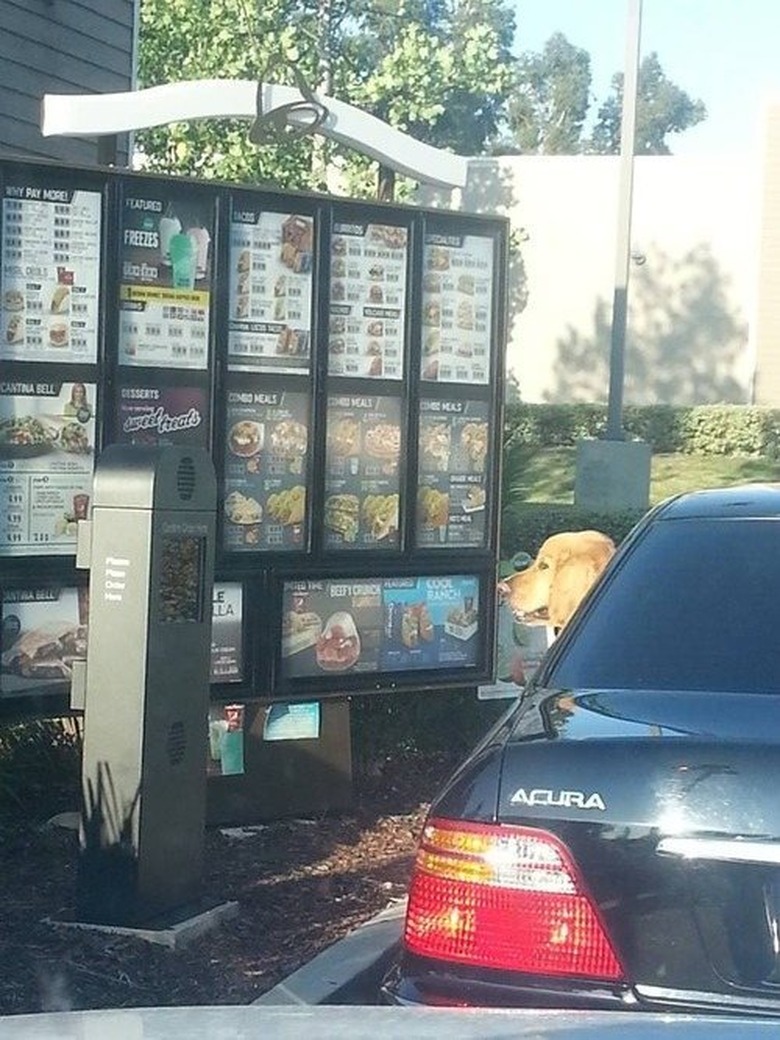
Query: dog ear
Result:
<box><xmin>547</xmin><ymin>555</ymin><xmax>600</xmax><ymax>629</ymax></box>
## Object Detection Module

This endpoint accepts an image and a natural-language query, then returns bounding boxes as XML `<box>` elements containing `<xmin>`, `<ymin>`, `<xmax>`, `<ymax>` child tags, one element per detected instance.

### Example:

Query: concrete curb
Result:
<box><xmin>254</xmin><ymin>898</ymin><xmax>406</xmax><ymax>1006</ymax></box>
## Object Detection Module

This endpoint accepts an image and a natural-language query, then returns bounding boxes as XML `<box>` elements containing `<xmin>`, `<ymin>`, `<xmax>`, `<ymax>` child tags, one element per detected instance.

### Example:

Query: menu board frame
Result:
<box><xmin>0</xmin><ymin>157</ymin><xmax>509</xmax><ymax>718</ymax></box>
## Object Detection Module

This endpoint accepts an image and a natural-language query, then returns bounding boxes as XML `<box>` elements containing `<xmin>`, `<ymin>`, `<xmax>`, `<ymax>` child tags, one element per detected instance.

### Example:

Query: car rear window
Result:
<box><xmin>546</xmin><ymin>517</ymin><xmax>780</xmax><ymax>694</ymax></box>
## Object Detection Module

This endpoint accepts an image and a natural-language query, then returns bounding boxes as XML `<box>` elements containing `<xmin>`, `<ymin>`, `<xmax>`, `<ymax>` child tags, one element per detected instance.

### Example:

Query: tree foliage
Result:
<box><xmin>506</xmin><ymin>32</ymin><xmax>591</xmax><ymax>155</ymax></box>
<box><xmin>137</xmin><ymin>5</ymin><xmax>708</xmax><ymax>188</ymax></box>
<box><xmin>590</xmin><ymin>52</ymin><xmax>708</xmax><ymax>155</ymax></box>
<box><xmin>137</xmin><ymin>0</ymin><xmax>516</xmax><ymax>192</ymax></box>
<box><xmin>504</xmin><ymin>35</ymin><xmax>706</xmax><ymax>157</ymax></box>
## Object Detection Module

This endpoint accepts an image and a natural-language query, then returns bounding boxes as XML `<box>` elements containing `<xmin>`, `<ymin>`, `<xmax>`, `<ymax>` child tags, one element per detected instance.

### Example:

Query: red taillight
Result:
<box><xmin>404</xmin><ymin>818</ymin><xmax>623</xmax><ymax>980</ymax></box>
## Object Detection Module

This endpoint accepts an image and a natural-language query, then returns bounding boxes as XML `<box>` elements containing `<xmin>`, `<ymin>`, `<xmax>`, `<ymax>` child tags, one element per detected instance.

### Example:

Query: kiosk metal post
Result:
<box><xmin>75</xmin><ymin>444</ymin><xmax>216</xmax><ymax>926</ymax></box>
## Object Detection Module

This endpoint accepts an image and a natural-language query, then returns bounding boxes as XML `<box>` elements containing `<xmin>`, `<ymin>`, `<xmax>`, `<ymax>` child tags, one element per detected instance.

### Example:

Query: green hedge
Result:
<box><xmin>499</xmin><ymin>502</ymin><xmax>643</xmax><ymax>559</ymax></box>
<box><xmin>505</xmin><ymin>404</ymin><xmax>780</xmax><ymax>457</ymax></box>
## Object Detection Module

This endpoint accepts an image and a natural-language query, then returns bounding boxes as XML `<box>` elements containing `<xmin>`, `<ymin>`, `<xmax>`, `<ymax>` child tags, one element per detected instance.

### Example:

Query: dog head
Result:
<box><xmin>501</xmin><ymin>530</ymin><xmax>615</xmax><ymax>630</ymax></box>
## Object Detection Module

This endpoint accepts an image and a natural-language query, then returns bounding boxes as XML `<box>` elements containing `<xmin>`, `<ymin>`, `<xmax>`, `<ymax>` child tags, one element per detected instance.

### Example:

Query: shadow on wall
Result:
<box><xmin>544</xmin><ymin>243</ymin><xmax>749</xmax><ymax>405</ymax></box>
<box><xmin>417</xmin><ymin>159</ymin><xmax>529</xmax><ymax>327</ymax></box>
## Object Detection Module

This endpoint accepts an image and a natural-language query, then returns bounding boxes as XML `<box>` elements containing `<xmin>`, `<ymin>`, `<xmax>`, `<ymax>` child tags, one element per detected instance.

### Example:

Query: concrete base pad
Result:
<box><xmin>44</xmin><ymin>900</ymin><xmax>239</xmax><ymax>950</ymax></box>
<box><xmin>575</xmin><ymin>438</ymin><xmax>651</xmax><ymax>512</ymax></box>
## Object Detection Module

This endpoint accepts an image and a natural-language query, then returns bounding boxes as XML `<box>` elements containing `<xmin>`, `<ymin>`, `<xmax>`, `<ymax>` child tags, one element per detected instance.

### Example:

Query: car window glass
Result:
<box><xmin>547</xmin><ymin>518</ymin><xmax>780</xmax><ymax>694</ymax></box>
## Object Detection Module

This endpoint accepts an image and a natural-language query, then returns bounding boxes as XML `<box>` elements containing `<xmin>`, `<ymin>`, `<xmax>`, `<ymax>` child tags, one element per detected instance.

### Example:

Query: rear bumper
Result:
<box><xmin>380</xmin><ymin>955</ymin><xmax>636</xmax><ymax>1010</ymax></box>
<box><xmin>381</xmin><ymin>956</ymin><xmax>780</xmax><ymax>1018</ymax></box>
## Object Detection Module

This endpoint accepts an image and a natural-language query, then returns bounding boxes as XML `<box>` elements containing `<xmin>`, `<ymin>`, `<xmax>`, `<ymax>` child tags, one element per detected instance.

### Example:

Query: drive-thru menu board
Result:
<box><xmin>421</xmin><ymin>232</ymin><xmax>494</xmax><ymax>385</ymax></box>
<box><xmin>118</xmin><ymin>188</ymin><xmax>214</xmax><ymax>370</ymax></box>
<box><xmin>417</xmin><ymin>398</ymin><xmax>490</xmax><ymax>548</ymax></box>
<box><xmin>324</xmin><ymin>394</ymin><xmax>402</xmax><ymax>550</ymax></box>
<box><xmin>280</xmin><ymin>574</ymin><xmax>480</xmax><ymax>679</ymax></box>
<box><xmin>328</xmin><ymin>221</ymin><xmax>408</xmax><ymax>380</ymax></box>
<box><xmin>0</xmin><ymin>380</ymin><xmax>95</xmax><ymax>555</ymax></box>
<box><xmin>1</xmin><ymin>182</ymin><xmax>101</xmax><ymax>364</ymax></box>
<box><xmin>223</xmin><ymin>382</ymin><xmax>310</xmax><ymax>552</ymax></box>
<box><xmin>0</xmin><ymin>157</ymin><xmax>508</xmax><ymax>709</ymax></box>
<box><xmin>227</xmin><ymin>205</ymin><xmax>314</xmax><ymax>374</ymax></box>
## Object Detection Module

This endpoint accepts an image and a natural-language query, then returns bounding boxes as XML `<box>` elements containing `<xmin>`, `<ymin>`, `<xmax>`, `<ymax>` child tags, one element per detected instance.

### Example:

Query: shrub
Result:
<box><xmin>500</xmin><ymin>502</ymin><xmax>644</xmax><ymax>558</ymax></box>
<box><xmin>504</xmin><ymin>403</ymin><xmax>780</xmax><ymax>458</ymax></box>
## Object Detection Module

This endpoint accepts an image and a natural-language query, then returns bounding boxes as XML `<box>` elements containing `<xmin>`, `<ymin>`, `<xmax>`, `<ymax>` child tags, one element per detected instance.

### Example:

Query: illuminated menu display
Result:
<box><xmin>118</xmin><ymin>188</ymin><xmax>214</xmax><ymax>370</ymax></box>
<box><xmin>0</xmin><ymin>381</ymin><xmax>95</xmax><ymax>556</ymax></box>
<box><xmin>280</xmin><ymin>574</ymin><xmax>480</xmax><ymax>679</ymax></box>
<box><xmin>227</xmin><ymin>205</ymin><xmax>314</xmax><ymax>374</ymax></box>
<box><xmin>420</xmin><ymin>232</ymin><xmax>494</xmax><ymax>385</ymax></box>
<box><xmin>1</xmin><ymin>182</ymin><xmax>101</xmax><ymax>364</ymax></box>
<box><xmin>223</xmin><ymin>384</ymin><xmax>310</xmax><ymax>552</ymax></box>
<box><xmin>416</xmin><ymin>398</ymin><xmax>490</xmax><ymax>548</ymax></box>
<box><xmin>324</xmin><ymin>394</ymin><xmax>402</xmax><ymax>550</ymax></box>
<box><xmin>0</xmin><ymin>586</ymin><xmax>87</xmax><ymax>698</ymax></box>
<box><xmin>116</xmin><ymin>382</ymin><xmax>208</xmax><ymax>447</ymax></box>
<box><xmin>328</xmin><ymin>221</ymin><xmax>408</xmax><ymax>380</ymax></box>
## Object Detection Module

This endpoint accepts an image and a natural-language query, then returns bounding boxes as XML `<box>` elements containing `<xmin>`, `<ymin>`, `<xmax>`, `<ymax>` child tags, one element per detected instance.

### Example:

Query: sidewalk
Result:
<box><xmin>254</xmin><ymin>899</ymin><xmax>406</xmax><ymax>1006</ymax></box>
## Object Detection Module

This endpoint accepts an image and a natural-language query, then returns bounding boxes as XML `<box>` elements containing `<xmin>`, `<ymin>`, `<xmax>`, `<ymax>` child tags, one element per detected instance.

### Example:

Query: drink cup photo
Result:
<box><xmin>158</xmin><ymin>214</ymin><xmax>182</xmax><ymax>265</ymax></box>
<box><xmin>169</xmin><ymin>232</ymin><xmax>196</xmax><ymax>289</ymax></box>
<box><xmin>186</xmin><ymin>226</ymin><xmax>211</xmax><ymax>279</ymax></box>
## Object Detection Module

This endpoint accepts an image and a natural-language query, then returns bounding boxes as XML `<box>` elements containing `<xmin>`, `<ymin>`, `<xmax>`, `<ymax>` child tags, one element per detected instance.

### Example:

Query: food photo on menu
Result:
<box><xmin>0</xmin><ymin>586</ymin><xmax>88</xmax><ymax>698</ymax></box>
<box><xmin>0</xmin><ymin>381</ymin><xmax>95</xmax><ymax>554</ymax></box>
<box><xmin>324</xmin><ymin>395</ymin><xmax>402</xmax><ymax>549</ymax></box>
<box><xmin>279</xmin><ymin>575</ymin><xmax>481</xmax><ymax>680</ymax></box>
<box><xmin>222</xmin><ymin>386</ymin><xmax>310</xmax><ymax>551</ymax></box>
<box><xmin>228</xmin><ymin>207</ymin><xmax>314</xmax><ymax>373</ymax></box>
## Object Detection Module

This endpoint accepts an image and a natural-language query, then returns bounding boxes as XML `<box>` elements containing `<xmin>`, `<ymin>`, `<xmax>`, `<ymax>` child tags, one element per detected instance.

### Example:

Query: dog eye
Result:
<box><xmin>538</xmin><ymin>561</ymin><xmax>550</xmax><ymax>570</ymax></box>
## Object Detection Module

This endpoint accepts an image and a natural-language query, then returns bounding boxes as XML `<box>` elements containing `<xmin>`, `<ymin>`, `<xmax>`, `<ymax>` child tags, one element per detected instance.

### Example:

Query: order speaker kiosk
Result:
<box><xmin>74</xmin><ymin>444</ymin><xmax>216</xmax><ymax>926</ymax></box>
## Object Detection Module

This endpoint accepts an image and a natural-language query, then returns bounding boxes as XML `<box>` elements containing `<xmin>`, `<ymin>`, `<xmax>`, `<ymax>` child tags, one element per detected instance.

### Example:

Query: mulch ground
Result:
<box><xmin>0</xmin><ymin>756</ymin><xmax>452</xmax><ymax>1015</ymax></box>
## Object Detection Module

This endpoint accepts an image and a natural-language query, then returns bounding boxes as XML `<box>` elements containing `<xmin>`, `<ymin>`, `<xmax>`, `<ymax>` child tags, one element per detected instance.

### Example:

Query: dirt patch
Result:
<box><xmin>0</xmin><ymin>757</ymin><xmax>451</xmax><ymax>1015</ymax></box>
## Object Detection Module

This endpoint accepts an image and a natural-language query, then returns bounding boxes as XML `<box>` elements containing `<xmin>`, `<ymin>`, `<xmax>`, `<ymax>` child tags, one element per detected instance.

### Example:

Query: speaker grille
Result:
<box><xmin>166</xmin><ymin>721</ymin><xmax>186</xmax><ymax>766</ymax></box>
<box><xmin>177</xmin><ymin>456</ymin><xmax>196</xmax><ymax>501</ymax></box>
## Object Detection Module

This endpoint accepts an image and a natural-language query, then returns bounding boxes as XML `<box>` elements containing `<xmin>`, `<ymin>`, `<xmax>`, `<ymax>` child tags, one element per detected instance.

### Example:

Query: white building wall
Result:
<box><xmin>422</xmin><ymin>154</ymin><xmax>757</xmax><ymax>405</ymax></box>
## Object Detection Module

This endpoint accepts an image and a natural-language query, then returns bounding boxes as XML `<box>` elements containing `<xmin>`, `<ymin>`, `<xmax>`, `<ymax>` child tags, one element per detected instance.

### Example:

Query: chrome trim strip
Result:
<box><xmin>658</xmin><ymin>837</ymin><xmax>780</xmax><ymax>865</ymax></box>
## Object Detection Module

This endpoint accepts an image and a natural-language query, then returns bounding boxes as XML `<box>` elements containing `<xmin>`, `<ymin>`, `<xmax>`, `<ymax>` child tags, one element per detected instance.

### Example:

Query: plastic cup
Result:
<box><xmin>169</xmin><ymin>233</ymin><xmax>196</xmax><ymax>289</ymax></box>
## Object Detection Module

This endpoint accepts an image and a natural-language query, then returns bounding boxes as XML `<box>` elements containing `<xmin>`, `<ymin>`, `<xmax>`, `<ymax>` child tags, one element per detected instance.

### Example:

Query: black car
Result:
<box><xmin>383</xmin><ymin>484</ymin><xmax>780</xmax><ymax>1017</ymax></box>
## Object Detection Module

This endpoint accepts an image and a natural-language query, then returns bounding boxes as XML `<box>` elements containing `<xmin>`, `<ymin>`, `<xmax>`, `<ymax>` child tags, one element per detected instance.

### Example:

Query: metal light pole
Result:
<box><xmin>574</xmin><ymin>0</ymin><xmax>650</xmax><ymax>512</ymax></box>
<box><xmin>605</xmin><ymin>0</ymin><xmax>643</xmax><ymax>440</ymax></box>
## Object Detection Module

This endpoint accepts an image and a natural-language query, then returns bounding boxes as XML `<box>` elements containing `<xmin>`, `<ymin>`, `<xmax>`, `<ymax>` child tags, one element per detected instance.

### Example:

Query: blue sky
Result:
<box><xmin>513</xmin><ymin>0</ymin><xmax>780</xmax><ymax>154</ymax></box>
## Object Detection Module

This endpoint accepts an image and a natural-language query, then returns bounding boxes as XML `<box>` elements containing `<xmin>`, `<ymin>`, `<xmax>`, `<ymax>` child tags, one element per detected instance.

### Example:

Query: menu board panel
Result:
<box><xmin>116</xmin><ymin>381</ymin><xmax>209</xmax><ymax>447</ymax></box>
<box><xmin>0</xmin><ymin>380</ymin><xmax>95</xmax><ymax>556</ymax></box>
<box><xmin>328</xmin><ymin>221</ymin><xmax>408</xmax><ymax>379</ymax></box>
<box><xmin>227</xmin><ymin>205</ymin><xmax>314</xmax><ymax>374</ymax></box>
<box><xmin>1</xmin><ymin>182</ymin><xmax>101</xmax><ymax>364</ymax></box>
<box><xmin>421</xmin><ymin>232</ymin><xmax>494</xmax><ymax>385</ymax></box>
<box><xmin>1</xmin><ymin>586</ymin><xmax>87</xmax><ymax>699</ymax></box>
<box><xmin>211</xmin><ymin>582</ymin><xmax>243</xmax><ymax>683</ymax></box>
<box><xmin>280</xmin><ymin>574</ymin><xmax>481</xmax><ymax>679</ymax></box>
<box><xmin>118</xmin><ymin>188</ymin><xmax>214</xmax><ymax>370</ymax></box>
<box><xmin>223</xmin><ymin>385</ymin><xmax>309</xmax><ymax>552</ymax></box>
<box><xmin>416</xmin><ymin>398</ymin><xmax>490</xmax><ymax>548</ymax></box>
<box><xmin>324</xmin><ymin>394</ymin><xmax>402</xmax><ymax>550</ymax></box>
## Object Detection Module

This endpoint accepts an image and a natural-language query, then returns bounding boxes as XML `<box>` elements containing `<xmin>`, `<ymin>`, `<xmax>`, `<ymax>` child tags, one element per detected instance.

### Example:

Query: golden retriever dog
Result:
<box><xmin>501</xmin><ymin>530</ymin><xmax>615</xmax><ymax>631</ymax></box>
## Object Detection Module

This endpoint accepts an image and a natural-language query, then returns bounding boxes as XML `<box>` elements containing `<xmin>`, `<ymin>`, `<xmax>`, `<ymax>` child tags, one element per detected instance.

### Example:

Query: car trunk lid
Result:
<box><xmin>493</xmin><ymin>687</ymin><xmax>780</xmax><ymax>1008</ymax></box>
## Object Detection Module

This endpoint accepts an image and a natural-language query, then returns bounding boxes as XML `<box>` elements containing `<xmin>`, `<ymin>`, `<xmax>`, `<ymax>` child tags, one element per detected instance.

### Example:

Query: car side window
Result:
<box><xmin>547</xmin><ymin>518</ymin><xmax>780</xmax><ymax>695</ymax></box>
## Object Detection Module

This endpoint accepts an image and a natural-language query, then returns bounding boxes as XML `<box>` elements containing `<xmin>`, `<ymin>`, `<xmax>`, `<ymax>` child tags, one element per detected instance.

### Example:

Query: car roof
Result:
<box><xmin>656</xmin><ymin>483</ymin><xmax>780</xmax><ymax>520</ymax></box>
